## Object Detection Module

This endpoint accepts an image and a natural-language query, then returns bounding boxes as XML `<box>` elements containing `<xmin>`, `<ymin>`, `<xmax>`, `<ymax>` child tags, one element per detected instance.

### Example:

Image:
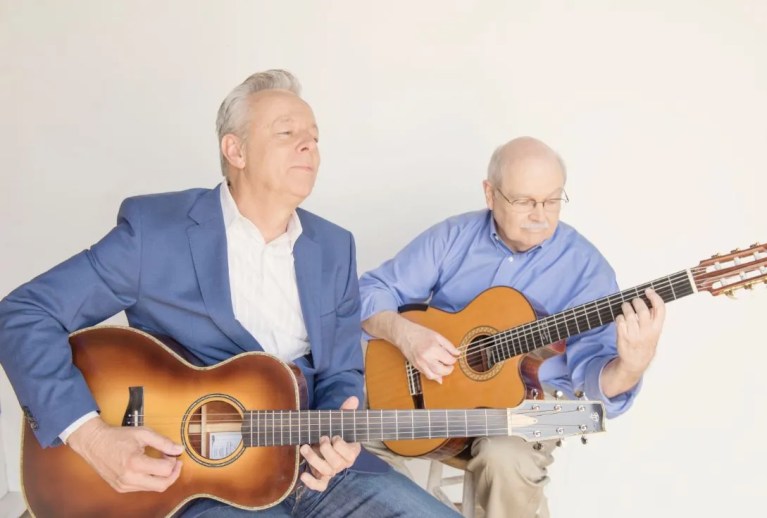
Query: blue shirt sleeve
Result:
<box><xmin>560</xmin><ymin>250</ymin><xmax>641</xmax><ymax>418</ymax></box>
<box><xmin>359</xmin><ymin>221</ymin><xmax>453</xmax><ymax>323</ymax></box>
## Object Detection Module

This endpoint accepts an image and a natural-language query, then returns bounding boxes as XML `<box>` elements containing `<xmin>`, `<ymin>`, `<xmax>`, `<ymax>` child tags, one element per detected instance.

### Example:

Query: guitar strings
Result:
<box><xmin>127</xmin><ymin>408</ymin><xmax>590</xmax><ymax>430</ymax></box>
<box><xmin>382</xmin><ymin>271</ymin><xmax>698</xmax><ymax>384</ymax></box>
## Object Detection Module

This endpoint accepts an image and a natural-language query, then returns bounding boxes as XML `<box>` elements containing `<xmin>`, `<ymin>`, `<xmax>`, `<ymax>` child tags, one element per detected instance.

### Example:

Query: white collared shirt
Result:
<box><xmin>219</xmin><ymin>182</ymin><xmax>310</xmax><ymax>362</ymax></box>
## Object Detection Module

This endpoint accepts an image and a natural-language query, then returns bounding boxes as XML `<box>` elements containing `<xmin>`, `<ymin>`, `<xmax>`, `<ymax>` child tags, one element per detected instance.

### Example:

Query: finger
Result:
<box><xmin>621</xmin><ymin>302</ymin><xmax>639</xmax><ymax>330</ymax></box>
<box><xmin>126</xmin><ymin>460</ymin><xmax>183</xmax><ymax>492</ymax></box>
<box><xmin>631</xmin><ymin>296</ymin><xmax>651</xmax><ymax>325</ymax></box>
<box><xmin>331</xmin><ymin>435</ymin><xmax>361</xmax><ymax>466</ymax></box>
<box><xmin>418</xmin><ymin>364</ymin><xmax>442</xmax><ymax>384</ymax></box>
<box><xmin>340</xmin><ymin>396</ymin><xmax>359</xmax><ymax>411</ymax></box>
<box><xmin>130</xmin><ymin>452</ymin><xmax>181</xmax><ymax>478</ymax></box>
<box><xmin>430</xmin><ymin>361</ymin><xmax>454</xmax><ymax>377</ymax></box>
<box><xmin>435</xmin><ymin>335</ymin><xmax>460</xmax><ymax>356</ymax></box>
<box><xmin>137</xmin><ymin>428</ymin><xmax>184</xmax><ymax>456</ymax></box>
<box><xmin>645</xmin><ymin>288</ymin><xmax>667</xmax><ymax>326</ymax></box>
<box><xmin>615</xmin><ymin>314</ymin><xmax>628</xmax><ymax>337</ymax></box>
<box><xmin>300</xmin><ymin>443</ymin><xmax>333</xmax><ymax>478</ymax></box>
<box><xmin>318</xmin><ymin>436</ymin><xmax>347</xmax><ymax>473</ymax></box>
<box><xmin>435</xmin><ymin>347</ymin><xmax>458</xmax><ymax>365</ymax></box>
<box><xmin>300</xmin><ymin>471</ymin><xmax>329</xmax><ymax>492</ymax></box>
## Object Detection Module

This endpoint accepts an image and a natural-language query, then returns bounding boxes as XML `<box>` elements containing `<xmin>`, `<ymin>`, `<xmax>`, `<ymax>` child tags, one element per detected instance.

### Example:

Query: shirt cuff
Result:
<box><xmin>582</xmin><ymin>357</ymin><xmax>641</xmax><ymax>418</ymax></box>
<box><xmin>360</xmin><ymin>290</ymin><xmax>400</xmax><ymax>323</ymax></box>
<box><xmin>60</xmin><ymin>411</ymin><xmax>99</xmax><ymax>444</ymax></box>
<box><xmin>360</xmin><ymin>291</ymin><xmax>401</xmax><ymax>341</ymax></box>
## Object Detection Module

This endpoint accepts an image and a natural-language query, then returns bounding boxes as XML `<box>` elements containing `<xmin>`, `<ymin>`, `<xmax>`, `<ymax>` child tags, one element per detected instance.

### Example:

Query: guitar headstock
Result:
<box><xmin>693</xmin><ymin>242</ymin><xmax>767</xmax><ymax>297</ymax></box>
<box><xmin>510</xmin><ymin>400</ymin><xmax>605</xmax><ymax>442</ymax></box>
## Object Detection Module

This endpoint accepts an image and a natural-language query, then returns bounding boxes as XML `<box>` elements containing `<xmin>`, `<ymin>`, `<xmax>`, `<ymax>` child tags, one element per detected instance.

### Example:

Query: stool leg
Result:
<box><xmin>462</xmin><ymin>470</ymin><xmax>476</xmax><ymax>518</ymax></box>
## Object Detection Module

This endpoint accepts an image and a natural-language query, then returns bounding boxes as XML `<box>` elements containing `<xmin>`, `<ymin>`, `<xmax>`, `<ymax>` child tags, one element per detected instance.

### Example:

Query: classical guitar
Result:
<box><xmin>366</xmin><ymin>242</ymin><xmax>767</xmax><ymax>458</ymax></box>
<box><xmin>21</xmin><ymin>326</ymin><xmax>605</xmax><ymax>518</ymax></box>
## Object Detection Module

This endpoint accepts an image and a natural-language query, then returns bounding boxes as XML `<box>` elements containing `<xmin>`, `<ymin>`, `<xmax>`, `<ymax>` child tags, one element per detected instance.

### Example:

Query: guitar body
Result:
<box><xmin>22</xmin><ymin>327</ymin><xmax>304</xmax><ymax>518</ymax></box>
<box><xmin>365</xmin><ymin>286</ymin><xmax>565</xmax><ymax>459</ymax></box>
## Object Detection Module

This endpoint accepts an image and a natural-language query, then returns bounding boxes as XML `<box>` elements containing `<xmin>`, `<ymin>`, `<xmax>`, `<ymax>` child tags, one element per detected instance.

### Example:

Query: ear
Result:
<box><xmin>482</xmin><ymin>180</ymin><xmax>495</xmax><ymax>210</ymax></box>
<box><xmin>221</xmin><ymin>134</ymin><xmax>246</xmax><ymax>170</ymax></box>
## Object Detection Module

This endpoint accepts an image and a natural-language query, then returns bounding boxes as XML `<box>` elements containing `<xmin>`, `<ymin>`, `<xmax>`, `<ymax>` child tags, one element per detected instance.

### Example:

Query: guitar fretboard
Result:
<box><xmin>488</xmin><ymin>270</ymin><xmax>695</xmax><ymax>365</ymax></box>
<box><xmin>241</xmin><ymin>409</ymin><xmax>511</xmax><ymax>447</ymax></box>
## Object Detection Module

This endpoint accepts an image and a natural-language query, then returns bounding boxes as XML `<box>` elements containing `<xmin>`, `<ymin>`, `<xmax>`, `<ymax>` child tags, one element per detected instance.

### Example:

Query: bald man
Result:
<box><xmin>359</xmin><ymin>137</ymin><xmax>666</xmax><ymax>518</ymax></box>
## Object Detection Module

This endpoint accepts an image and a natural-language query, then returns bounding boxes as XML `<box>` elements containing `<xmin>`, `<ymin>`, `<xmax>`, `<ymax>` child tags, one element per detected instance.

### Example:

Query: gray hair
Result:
<box><xmin>216</xmin><ymin>69</ymin><xmax>302</xmax><ymax>175</ymax></box>
<box><xmin>487</xmin><ymin>140</ymin><xmax>568</xmax><ymax>186</ymax></box>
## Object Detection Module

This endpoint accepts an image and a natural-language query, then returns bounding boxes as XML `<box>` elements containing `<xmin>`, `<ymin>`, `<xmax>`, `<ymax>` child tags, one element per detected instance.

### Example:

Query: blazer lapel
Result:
<box><xmin>293</xmin><ymin>215</ymin><xmax>322</xmax><ymax>368</ymax></box>
<box><xmin>186</xmin><ymin>186</ymin><xmax>261</xmax><ymax>352</ymax></box>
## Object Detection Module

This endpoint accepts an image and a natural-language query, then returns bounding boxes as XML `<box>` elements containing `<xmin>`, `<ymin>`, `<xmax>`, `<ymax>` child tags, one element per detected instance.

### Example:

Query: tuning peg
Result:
<box><xmin>574</xmin><ymin>389</ymin><xmax>585</xmax><ymax>399</ymax></box>
<box><xmin>533</xmin><ymin>442</ymin><xmax>542</xmax><ymax>451</ymax></box>
<box><xmin>556</xmin><ymin>439</ymin><xmax>564</xmax><ymax>447</ymax></box>
<box><xmin>744</xmin><ymin>284</ymin><xmax>754</xmax><ymax>290</ymax></box>
<box><xmin>731</xmin><ymin>248</ymin><xmax>741</xmax><ymax>254</ymax></box>
<box><xmin>581</xmin><ymin>436</ymin><xmax>588</xmax><ymax>445</ymax></box>
<box><xmin>552</xmin><ymin>389</ymin><xmax>564</xmax><ymax>400</ymax></box>
<box><xmin>711</xmin><ymin>253</ymin><xmax>721</xmax><ymax>259</ymax></box>
<box><xmin>725</xmin><ymin>290</ymin><xmax>736</xmax><ymax>299</ymax></box>
<box><xmin>751</xmin><ymin>242</ymin><xmax>761</xmax><ymax>247</ymax></box>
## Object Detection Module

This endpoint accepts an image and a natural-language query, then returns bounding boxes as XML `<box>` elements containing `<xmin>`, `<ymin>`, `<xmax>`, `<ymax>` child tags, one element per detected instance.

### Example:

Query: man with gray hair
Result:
<box><xmin>0</xmin><ymin>70</ymin><xmax>457</xmax><ymax>517</ymax></box>
<box><xmin>360</xmin><ymin>136</ymin><xmax>666</xmax><ymax>517</ymax></box>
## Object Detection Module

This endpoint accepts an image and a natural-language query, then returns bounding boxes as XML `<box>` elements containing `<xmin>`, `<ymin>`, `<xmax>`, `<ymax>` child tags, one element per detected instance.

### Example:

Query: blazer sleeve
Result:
<box><xmin>0</xmin><ymin>198</ymin><xmax>143</xmax><ymax>446</ymax></box>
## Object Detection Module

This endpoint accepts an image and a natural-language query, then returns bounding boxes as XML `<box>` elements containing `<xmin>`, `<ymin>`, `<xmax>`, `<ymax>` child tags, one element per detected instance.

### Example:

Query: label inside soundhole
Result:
<box><xmin>185</xmin><ymin>397</ymin><xmax>244</xmax><ymax>464</ymax></box>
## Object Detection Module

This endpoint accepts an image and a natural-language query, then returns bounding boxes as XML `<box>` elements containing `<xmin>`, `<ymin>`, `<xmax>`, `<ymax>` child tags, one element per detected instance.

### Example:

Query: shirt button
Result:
<box><xmin>508</xmin><ymin>256</ymin><xmax>514</xmax><ymax>263</ymax></box>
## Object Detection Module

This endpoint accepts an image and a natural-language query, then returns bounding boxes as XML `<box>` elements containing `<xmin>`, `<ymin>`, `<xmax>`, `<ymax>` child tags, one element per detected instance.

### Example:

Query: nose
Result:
<box><xmin>297</xmin><ymin>131</ymin><xmax>318</xmax><ymax>153</ymax></box>
<box><xmin>529</xmin><ymin>202</ymin><xmax>546</xmax><ymax>219</ymax></box>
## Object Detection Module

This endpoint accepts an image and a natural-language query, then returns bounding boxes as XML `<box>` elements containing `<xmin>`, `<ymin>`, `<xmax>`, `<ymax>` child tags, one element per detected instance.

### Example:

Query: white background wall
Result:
<box><xmin>1</xmin><ymin>1</ymin><xmax>765</xmax><ymax>516</ymax></box>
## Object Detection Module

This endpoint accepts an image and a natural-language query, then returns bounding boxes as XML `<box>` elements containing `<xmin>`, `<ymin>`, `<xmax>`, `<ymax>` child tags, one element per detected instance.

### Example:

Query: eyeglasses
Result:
<box><xmin>493</xmin><ymin>186</ymin><xmax>569</xmax><ymax>213</ymax></box>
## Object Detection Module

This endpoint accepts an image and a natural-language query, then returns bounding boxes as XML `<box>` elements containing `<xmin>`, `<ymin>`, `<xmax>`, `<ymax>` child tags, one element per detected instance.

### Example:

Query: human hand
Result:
<box><xmin>67</xmin><ymin>416</ymin><xmax>183</xmax><ymax>493</ymax></box>
<box><xmin>613</xmin><ymin>288</ymin><xmax>666</xmax><ymax>379</ymax></box>
<box><xmin>397</xmin><ymin>320</ymin><xmax>460</xmax><ymax>383</ymax></box>
<box><xmin>299</xmin><ymin>396</ymin><xmax>362</xmax><ymax>491</ymax></box>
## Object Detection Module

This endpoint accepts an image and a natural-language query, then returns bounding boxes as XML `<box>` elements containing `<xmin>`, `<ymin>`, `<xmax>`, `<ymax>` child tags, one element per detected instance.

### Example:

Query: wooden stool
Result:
<box><xmin>426</xmin><ymin>455</ymin><xmax>476</xmax><ymax>518</ymax></box>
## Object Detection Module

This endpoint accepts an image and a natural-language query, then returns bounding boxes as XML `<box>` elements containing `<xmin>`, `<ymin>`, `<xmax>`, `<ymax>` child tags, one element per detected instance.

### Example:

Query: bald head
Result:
<box><xmin>487</xmin><ymin>137</ymin><xmax>567</xmax><ymax>188</ymax></box>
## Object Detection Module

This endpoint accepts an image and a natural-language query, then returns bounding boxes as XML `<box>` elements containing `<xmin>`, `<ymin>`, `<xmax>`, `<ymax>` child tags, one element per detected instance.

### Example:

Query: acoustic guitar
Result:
<box><xmin>366</xmin><ymin>242</ymin><xmax>767</xmax><ymax>458</ymax></box>
<box><xmin>21</xmin><ymin>326</ymin><xmax>605</xmax><ymax>517</ymax></box>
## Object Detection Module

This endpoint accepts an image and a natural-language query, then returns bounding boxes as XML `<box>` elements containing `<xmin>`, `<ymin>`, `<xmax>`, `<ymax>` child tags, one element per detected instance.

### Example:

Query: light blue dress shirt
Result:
<box><xmin>360</xmin><ymin>209</ymin><xmax>639</xmax><ymax>418</ymax></box>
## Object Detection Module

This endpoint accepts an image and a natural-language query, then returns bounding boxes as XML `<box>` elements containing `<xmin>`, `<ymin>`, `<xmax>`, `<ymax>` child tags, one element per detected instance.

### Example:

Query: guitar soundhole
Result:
<box><xmin>185</xmin><ymin>397</ymin><xmax>245</xmax><ymax>465</ymax></box>
<box><xmin>465</xmin><ymin>334</ymin><xmax>493</xmax><ymax>373</ymax></box>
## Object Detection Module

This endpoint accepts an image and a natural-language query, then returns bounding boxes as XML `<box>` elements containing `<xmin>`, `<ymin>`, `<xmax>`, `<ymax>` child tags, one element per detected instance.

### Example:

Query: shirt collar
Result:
<box><xmin>487</xmin><ymin>209</ymin><xmax>557</xmax><ymax>256</ymax></box>
<box><xmin>219</xmin><ymin>182</ymin><xmax>303</xmax><ymax>249</ymax></box>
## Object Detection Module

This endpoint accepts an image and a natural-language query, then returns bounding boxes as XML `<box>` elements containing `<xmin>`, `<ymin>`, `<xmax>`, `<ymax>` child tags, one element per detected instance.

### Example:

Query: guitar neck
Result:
<box><xmin>490</xmin><ymin>269</ymin><xmax>696</xmax><ymax>364</ymax></box>
<box><xmin>242</xmin><ymin>408</ymin><xmax>513</xmax><ymax>446</ymax></box>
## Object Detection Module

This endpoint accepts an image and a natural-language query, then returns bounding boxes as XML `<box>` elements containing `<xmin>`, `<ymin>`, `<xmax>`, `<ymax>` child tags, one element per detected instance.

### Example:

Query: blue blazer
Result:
<box><xmin>0</xmin><ymin>185</ymin><xmax>386</xmax><ymax>472</ymax></box>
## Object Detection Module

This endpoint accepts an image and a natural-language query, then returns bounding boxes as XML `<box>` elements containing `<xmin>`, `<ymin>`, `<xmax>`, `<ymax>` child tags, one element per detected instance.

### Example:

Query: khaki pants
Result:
<box><xmin>364</xmin><ymin>437</ymin><xmax>557</xmax><ymax>518</ymax></box>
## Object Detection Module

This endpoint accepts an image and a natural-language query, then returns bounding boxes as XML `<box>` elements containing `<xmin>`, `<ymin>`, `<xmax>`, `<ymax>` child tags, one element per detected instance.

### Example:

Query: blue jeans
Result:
<box><xmin>180</xmin><ymin>469</ymin><xmax>459</xmax><ymax>517</ymax></box>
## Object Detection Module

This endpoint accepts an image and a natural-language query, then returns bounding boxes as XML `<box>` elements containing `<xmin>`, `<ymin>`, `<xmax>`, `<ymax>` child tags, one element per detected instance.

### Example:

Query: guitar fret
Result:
<box><xmin>464</xmin><ymin>409</ymin><xmax>468</xmax><ymax>437</ymax></box>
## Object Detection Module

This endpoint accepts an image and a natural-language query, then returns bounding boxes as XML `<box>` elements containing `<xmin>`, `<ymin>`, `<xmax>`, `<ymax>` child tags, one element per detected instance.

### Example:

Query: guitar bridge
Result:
<box><xmin>406</xmin><ymin>363</ymin><xmax>422</xmax><ymax>396</ymax></box>
<box><xmin>121</xmin><ymin>386</ymin><xmax>144</xmax><ymax>427</ymax></box>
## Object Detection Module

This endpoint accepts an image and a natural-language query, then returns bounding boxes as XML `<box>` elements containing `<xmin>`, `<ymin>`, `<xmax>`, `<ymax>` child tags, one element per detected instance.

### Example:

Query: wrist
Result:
<box><xmin>67</xmin><ymin>416</ymin><xmax>105</xmax><ymax>452</ymax></box>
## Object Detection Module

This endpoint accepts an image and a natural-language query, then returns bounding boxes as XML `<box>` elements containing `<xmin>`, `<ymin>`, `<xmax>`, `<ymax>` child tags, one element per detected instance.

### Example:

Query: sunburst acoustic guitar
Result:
<box><xmin>21</xmin><ymin>326</ymin><xmax>605</xmax><ymax>518</ymax></box>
